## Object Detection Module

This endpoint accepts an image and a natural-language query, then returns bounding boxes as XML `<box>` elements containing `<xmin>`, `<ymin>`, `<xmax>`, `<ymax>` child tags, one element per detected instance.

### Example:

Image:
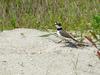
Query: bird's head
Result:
<box><xmin>55</xmin><ymin>22</ymin><xmax>62</xmax><ymax>30</ymax></box>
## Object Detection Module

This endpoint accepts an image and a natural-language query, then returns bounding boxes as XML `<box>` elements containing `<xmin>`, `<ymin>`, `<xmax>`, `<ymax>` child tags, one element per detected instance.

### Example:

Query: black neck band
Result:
<box><xmin>57</xmin><ymin>28</ymin><xmax>62</xmax><ymax>30</ymax></box>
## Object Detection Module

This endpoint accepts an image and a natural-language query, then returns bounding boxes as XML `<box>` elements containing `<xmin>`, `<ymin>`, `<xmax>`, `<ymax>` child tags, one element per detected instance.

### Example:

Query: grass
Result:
<box><xmin>0</xmin><ymin>0</ymin><xmax>100</xmax><ymax>34</ymax></box>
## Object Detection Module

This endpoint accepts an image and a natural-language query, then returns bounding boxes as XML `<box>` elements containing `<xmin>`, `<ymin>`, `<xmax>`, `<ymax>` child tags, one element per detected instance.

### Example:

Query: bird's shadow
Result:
<box><xmin>65</xmin><ymin>41</ymin><xmax>78</xmax><ymax>48</ymax></box>
<box><xmin>59</xmin><ymin>41</ymin><xmax>78</xmax><ymax>48</ymax></box>
<box><xmin>64</xmin><ymin>41</ymin><xmax>90</xmax><ymax>48</ymax></box>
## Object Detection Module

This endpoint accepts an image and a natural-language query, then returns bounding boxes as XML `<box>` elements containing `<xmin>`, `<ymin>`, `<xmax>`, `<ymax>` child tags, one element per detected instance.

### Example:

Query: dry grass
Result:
<box><xmin>0</xmin><ymin>0</ymin><xmax>100</xmax><ymax>32</ymax></box>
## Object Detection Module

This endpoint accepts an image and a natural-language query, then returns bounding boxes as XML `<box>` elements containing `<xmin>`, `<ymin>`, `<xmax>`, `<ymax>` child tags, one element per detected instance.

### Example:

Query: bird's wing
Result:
<box><xmin>59</xmin><ymin>30</ymin><xmax>78</xmax><ymax>42</ymax></box>
<box><xmin>59</xmin><ymin>30</ymin><xmax>73</xmax><ymax>38</ymax></box>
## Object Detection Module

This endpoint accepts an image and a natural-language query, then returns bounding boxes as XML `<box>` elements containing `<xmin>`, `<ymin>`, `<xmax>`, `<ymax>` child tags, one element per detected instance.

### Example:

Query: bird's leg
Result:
<box><xmin>57</xmin><ymin>39</ymin><xmax>64</xmax><ymax>43</ymax></box>
<box><xmin>62</xmin><ymin>39</ymin><xmax>71</xmax><ymax>43</ymax></box>
<box><xmin>60</xmin><ymin>39</ymin><xmax>70</xmax><ymax>43</ymax></box>
<box><xmin>57</xmin><ymin>39</ymin><xmax>69</xmax><ymax>43</ymax></box>
<box><xmin>59</xmin><ymin>39</ymin><xmax>70</xmax><ymax>47</ymax></box>
<box><xmin>65</xmin><ymin>40</ymin><xmax>70</xmax><ymax>43</ymax></box>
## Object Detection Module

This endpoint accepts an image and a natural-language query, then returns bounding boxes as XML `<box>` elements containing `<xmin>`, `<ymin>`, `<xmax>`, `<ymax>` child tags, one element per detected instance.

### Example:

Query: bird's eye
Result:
<box><xmin>55</xmin><ymin>22</ymin><xmax>57</xmax><ymax>25</ymax></box>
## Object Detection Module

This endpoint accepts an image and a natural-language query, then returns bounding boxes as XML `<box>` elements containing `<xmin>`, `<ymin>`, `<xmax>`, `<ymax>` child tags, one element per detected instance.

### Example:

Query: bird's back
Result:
<box><xmin>59</xmin><ymin>30</ymin><xmax>78</xmax><ymax>42</ymax></box>
<box><xmin>59</xmin><ymin>30</ymin><xmax>72</xmax><ymax>38</ymax></box>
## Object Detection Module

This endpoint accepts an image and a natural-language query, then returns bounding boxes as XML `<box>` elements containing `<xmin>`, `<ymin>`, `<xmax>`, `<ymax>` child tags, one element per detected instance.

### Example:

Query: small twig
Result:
<box><xmin>39</xmin><ymin>33</ymin><xmax>56</xmax><ymax>37</ymax></box>
<box><xmin>85</xmin><ymin>36</ymin><xmax>97</xmax><ymax>49</ymax></box>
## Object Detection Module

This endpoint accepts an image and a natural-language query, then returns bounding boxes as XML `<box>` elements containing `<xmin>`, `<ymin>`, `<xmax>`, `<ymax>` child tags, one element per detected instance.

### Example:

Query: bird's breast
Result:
<box><xmin>57</xmin><ymin>31</ymin><xmax>66</xmax><ymax>39</ymax></box>
<box><xmin>57</xmin><ymin>31</ymin><xmax>61</xmax><ymax>36</ymax></box>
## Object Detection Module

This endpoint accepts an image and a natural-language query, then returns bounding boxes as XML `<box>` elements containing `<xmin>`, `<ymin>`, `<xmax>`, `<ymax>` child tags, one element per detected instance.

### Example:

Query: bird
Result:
<box><xmin>55</xmin><ymin>22</ymin><xmax>78</xmax><ymax>43</ymax></box>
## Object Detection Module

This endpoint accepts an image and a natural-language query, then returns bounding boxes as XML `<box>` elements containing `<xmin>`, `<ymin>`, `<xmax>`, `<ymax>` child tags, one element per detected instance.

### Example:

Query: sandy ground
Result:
<box><xmin>0</xmin><ymin>28</ymin><xmax>100</xmax><ymax>75</ymax></box>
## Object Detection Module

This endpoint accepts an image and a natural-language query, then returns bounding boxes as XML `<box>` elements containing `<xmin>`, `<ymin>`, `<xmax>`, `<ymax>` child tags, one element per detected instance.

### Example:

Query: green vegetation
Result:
<box><xmin>0</xmin><ymin>0</ymin><xmax>100</xmax><ymax>33</ymax></box>
<box><xmin>91</xmin><ymin>14</ymin><xmax>100</xmax><ymax>34</ymax></box>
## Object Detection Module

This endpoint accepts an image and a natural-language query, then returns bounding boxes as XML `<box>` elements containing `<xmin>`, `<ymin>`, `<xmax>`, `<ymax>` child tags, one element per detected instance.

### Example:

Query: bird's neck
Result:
<box><xmin>57</xmin><ymin>28</ymin><xmax>62</xmax><ymax>31</ymax></box>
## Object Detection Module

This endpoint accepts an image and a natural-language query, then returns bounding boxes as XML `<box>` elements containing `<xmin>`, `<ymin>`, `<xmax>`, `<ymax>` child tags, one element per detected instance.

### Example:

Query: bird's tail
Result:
<box><xmin>68</xmin><ymin>33</ymin><xmax>79</xmax><ymax>42</ymax></box>
<box><xmin>72</xmin><ymin>37</ymin><xmax>79</xmax><ymax>42</ymax></box>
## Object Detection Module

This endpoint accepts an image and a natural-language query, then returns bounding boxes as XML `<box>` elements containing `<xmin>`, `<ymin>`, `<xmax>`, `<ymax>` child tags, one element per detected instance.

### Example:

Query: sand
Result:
<box><xmin>0</xmin><ymin>28</ymin><xmax>100</xmax><ymax>75</ymax></box>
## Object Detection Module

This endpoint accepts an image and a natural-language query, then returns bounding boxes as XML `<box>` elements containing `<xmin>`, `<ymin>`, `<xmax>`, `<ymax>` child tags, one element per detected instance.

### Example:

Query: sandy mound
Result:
<box><xmin>0</xmin><ymin>28</ymin><xmax>100</xmax><ymax>75</ymax></box>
